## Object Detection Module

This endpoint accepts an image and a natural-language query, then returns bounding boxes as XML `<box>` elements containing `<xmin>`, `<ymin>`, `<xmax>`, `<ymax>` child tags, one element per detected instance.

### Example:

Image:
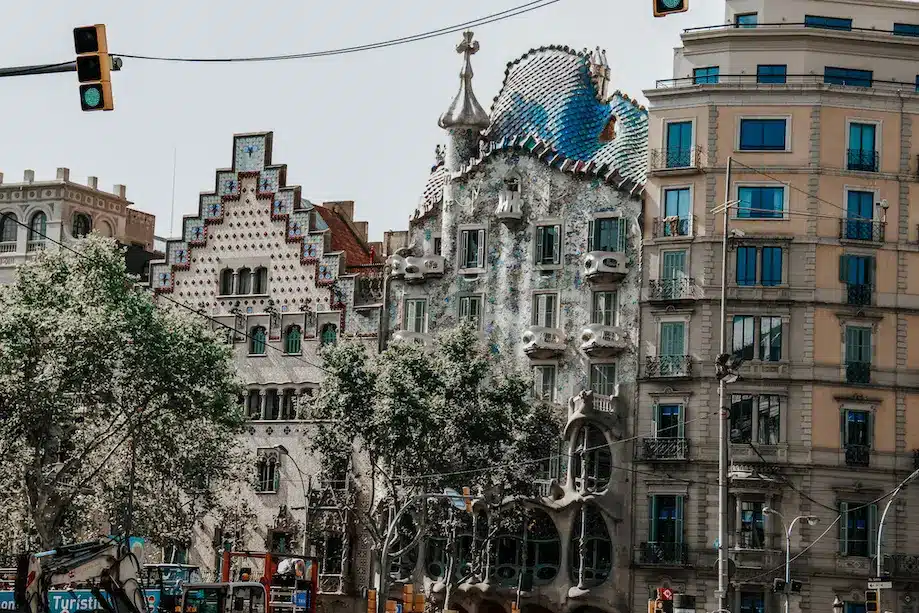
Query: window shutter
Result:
<box><xmin>649</xmin><ymin>496</ymin><xmax>658</xmax><ymax>542</ymax></box>
<box><xmin>588</xmin><ymin>220</ymin><xmax>595</xmax><ymax>252</ymax></box>
<box><xmin>477</xmin><ymin>229</ymin><xmax>485</xmax><ymax>267</ymax></box>
<box><xmin>869</xmin><ymin>503</ymin><xmax>879</xmax><ymax>557</ymax></box>
<box><xmin>553</xmin><ymin>226</ymin><xmax>561</xmax><ymax>264</ymax></box>
<box><xmin>617</xmin><ymin>218</ymin><xmax>628</xmax><ymax>252</ymax></box>
<box><xmin>678</xmin><ymin>406</ymin><xmax>685</xmax><ymax>439</ymax></box>
<box><xmin>675</xmin><ymin>496</ymin><xmax>684</xmax><ymax>544</ymax></box>
<box><xmin>651</xmin><ymin>404</ymin><xmax>658</xmax><ymax>439</ymax></box>
<box><xmin>868</xmin><ymin>410</ymin><xmax>875</xmax><ymax>450</ymax></box>
<box><xmin>839</xmin><ymin>502</ymin><xmax>849</xmax><ymax>555</ymax></box>
<box><xmin>868</xmin><ymin>256</ymin><xmax>876</xmax><ymax>286</ymax></box>
<box><xmin>839</xmin><ymin>254</ymin><xmax>849</xmax><ymax>283</ymax></box>
<box><xmin>841</xmin><ymin>410</ymin><xmax>847</xmax><ymax>447</ymax></box>
<box><xmin>273</xmin><ymin>464</ymin><xmax>280</xmax><ymax>492</ymax></box>
<box><xmin>535</xmin><ymin>227</ymin><xmax>544</xmax><ymax>264</ymax></box>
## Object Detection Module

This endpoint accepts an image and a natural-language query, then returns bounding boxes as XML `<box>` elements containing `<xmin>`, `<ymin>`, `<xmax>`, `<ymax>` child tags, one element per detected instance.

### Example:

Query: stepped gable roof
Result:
<box><xmin>313</xmin><ymin>204</ymin><xmax>376</xmax><ymax>266</ymax></box>
<box><xmin>484</xmin><ymin>45</ymin><xmax>648</xmax><ymax>191</ymax></box>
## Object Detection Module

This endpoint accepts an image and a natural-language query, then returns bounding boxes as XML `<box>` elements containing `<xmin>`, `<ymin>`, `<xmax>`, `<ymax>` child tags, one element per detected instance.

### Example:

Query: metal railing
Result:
<box><xmin>649</xmin><ymin>147</ymin><xmax>706</xmax><ymax>171</ymax></box>
<box><xmin>640</xmin><ymin>437</ymin><xmax>689</xmax><ymax>461</ymax></box>
<box><xmin>839</xmin><ymin>219</ymin><xmax>885</xmax><ymax>242</ymax></box>
<box><xmin>634</xmin><ymin>542</ymin><xmax>689</xmax><ymax>566</ymax></box>
<box><xmin>846</xmin><ymin>361</ymin><xmax>871</xmax><ymax>384</ymax></box>
<box><xmin>844</xmin><ymin>444</ymin><xmax>871</xmax><ymax>467</ymax></box>
<box><xmin>846</xmin><ymin>283</ymin><xmax>873</xmax><ymax>306</ymax></box>
<box><xmin>684</xmin><ymin>20</ymin><xmax>916</xmax><ymax>36</ymax></box>
<box><xmin>649</xmin><ymin>278</ymin><xmax>695</xmax><ymax>301</ymax></box>
<box><xmin>653</xmin><ymin>73</ymin><xmax>911</xmax><ymax>92</ymax></box>
<box><xmin>885</xmin><ymin>553</ymin><xmax>919</xmax><ymax>578</ymax></box>
<box><xmin>646</xmin><ymin>355</ymin><xmax>693</xmax><ymax>378</ymax></box>
<box><xmin>652</xmin><ymin>216</ymin><xmax>694</xmax><ymax>238</ymax></box>
<box><xmin>847</xmin><ymin>149</ymin><xmax>880</xmax><ymax>172</ymax></box>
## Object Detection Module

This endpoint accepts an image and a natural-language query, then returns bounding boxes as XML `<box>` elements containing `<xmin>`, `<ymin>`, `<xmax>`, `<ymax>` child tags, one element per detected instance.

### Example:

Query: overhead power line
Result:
<box><xmin>111</xmin><ymin>0</ymin><xmax>563</xmax><ymax>63</ymax></box>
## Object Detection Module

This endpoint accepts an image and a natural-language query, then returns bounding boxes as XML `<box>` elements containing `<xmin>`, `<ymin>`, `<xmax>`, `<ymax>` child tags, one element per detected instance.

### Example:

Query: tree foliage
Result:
<box><xmin>0</xmin><ymin>235</ymin><xmax>246</xmax><ymax>554</ymax></box>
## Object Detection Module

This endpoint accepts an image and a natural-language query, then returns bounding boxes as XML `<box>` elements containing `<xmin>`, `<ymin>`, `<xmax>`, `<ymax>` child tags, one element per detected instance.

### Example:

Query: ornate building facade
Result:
<box><xmin>149</xmin><ymin>132</ymin><xmax>384</xmax><ymax>613</ymax></box>
<box><xmin>385</xmin><ymin>33</ymin><xmax>648</xmax><ymax>613</ymax></box>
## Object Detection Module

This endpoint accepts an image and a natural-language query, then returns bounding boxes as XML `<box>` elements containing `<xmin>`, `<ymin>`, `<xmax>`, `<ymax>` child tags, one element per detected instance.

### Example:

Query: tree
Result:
<box><xmin>0</xmin><ymin>235</ymin><xmax>247</xmax><ymax>552</ymax></box>
<box><xmin>309</xmin><ymin>324</ymin><xmax>561</xmax><ymax>594</ymax></box>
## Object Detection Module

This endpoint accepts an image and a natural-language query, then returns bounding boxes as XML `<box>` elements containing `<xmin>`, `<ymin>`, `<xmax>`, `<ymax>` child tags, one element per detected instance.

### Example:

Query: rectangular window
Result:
<box><xmin>433</xmin><ymin>236</ymin><xmax>442</xmax><ymax>256</ymax></box>
<box><xmin>761</xmin><ymin>247</ymin><xmax>783</xmax><ymax>286</ymax></box>
<box><xmin>739</xmin><ymin>592</ymin><xmax>765</xmax><ymax>613</ymax></box>
<box><xmin>404</xmin><ymin>299</ymin><xmax>427</xmax><ymax>333</ymax></box>
<box><xmin>739</xmin><ymin>501</ymin><xmax>765</xmax><ymax>548</ymax></box>
<box><xmin>693</xmin><ymin>66</ymin><xmax>720</xmax><ymax>85</ymax></box>
<box><xmin>839</xmin><ymin>501</ymin><xmax>877</xmax><ymax>557</ymax></box>
<box><xmin>533</xmin><ymin>365</ymin><xmax>556</xmax><ymax>402</ymax></box>
<box><xmin>843</xmin><ymin>409</ymin><xmax>871</xmax><ymax>447</ymax></box>
<box><xmin>845</xmin><ymin>190</ymin><xmax>875</xmax><ymax>239</ymax></box>
<box><xmin>649</xmin><ymin>495</ymin><xmax>684</xmax><ymax>543</ymax></box>
<box><xmin>655</xmin><ymin>404</ymin><xmax>684</xmax><ymax>439</ymax></box>
<box><xmin>592</xmin><ymin>291</ymin><xmax>617</xmax><ymax>326</ymax></box>
<box><xmin>847</xmin><ymin>123</ymin><xmax>878</xmax><ymax>171</ymax></box>
<box><xmin>533</xmin><ymin>293</ymin><xmax>558</xmax><ymax>329</ymax></box>
<box><xmin>756</xmin><ymin>64</ymin><xmax>787</xmax><ymax>84</ymax></box>
<box><xmin>760</xmin><ymin>316</ymin><xmax>782</xmax><ymax>362</ymax></box>
<box><xmin>845</xmin><ymin>326</ymin><xmax>872</xmax><ymax>364</ymax></box>
<box><xmin>458</xmin><ymin>295</ymin><xmax>483</xmax><ymax>330</ymax></box>
<box><xmin>894</xmin><ymin>22</ymin><xmax>919</xmax><ymax>36</ymax></box>
<box><xmin>590</xmin><ymin>364</ymin><xmax>617</xmax><ymax>396</ymax></box>
<box><xmin>735</xmin><ymin>13</ymin><xmax>758</xmax><ymax>27</ymax></box>
<box><xmin>739</xmin><ymin>118</ymin><xmax>787</xmax><ymax>151</ymax></box>
<box><xmin>825</xmin><ymin>67</ymin><xmax>873</xmax><ymax>87</ymax></box>
<box><xmin>805</xmin><ymin>15</ymin><xmax>853</xmax><ymax>30</ymax></box>
<box><xmin>738</xmin><ymin>185</ymin><xmax>785</xmax><ymax>218</ymax></box>
<box><xmin>589</xmin><ymin>217</ymin><xmax>625</xmax><ymax>252</ymax></box>
<box><xmin>459</xmin><ymin>228</ymin><xmax>485</xmax><ymax>269</ymax></box>
<box><xmin>662</xmin><ymin>250</ymin><xmax>686</xmax><ymax>280</ymax></box>
<box><xmin>663</xmin><ymin>188</ymin><xmax>691</xmax><ymax>236</ymax></box>
<box><xmin>660</xmin><ymin>322</ymin><xmax>685</xmax><ymax>357</ymax></box>
<box><xmin>730</xmin><ymin>394</ymin><xmax>781</xmax><ymax>444</ymax></box>
<box><xmin>665</xmin><ymin>122</ymin><xmax>693</xmax><ymax>168</ymax></box>
<box><xmin>736</xmin><ymin>246</ymin><xmax>758</xmax><ymax>286</ymax></box>
<box><xmin>732</xmin><ymin>315</ymin><xmax>755</xmax><ymax>361</ymax></box>
<box><xmin>840</xmin><ymin>254</ymin><xmax>875</xmax><ymax>287</ymax></box>
<box><xmin>535</xmin><ymin>224</ymin><xmax>561</xmax><ymax>265</ymax></box>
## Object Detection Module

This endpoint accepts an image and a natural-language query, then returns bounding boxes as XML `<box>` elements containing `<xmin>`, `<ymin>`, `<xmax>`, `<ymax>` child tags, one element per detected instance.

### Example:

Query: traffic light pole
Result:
<box><xmin>0</xmin><ymin>57</ymin><xmax>121</xmax><ymax>79</ymax></box>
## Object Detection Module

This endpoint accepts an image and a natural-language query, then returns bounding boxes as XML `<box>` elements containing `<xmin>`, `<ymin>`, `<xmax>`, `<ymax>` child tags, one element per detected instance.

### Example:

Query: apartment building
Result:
<box><xmin>635</xmin><ymin>2</ymin><xmax>919</xmax><ymax>613</ymax></box>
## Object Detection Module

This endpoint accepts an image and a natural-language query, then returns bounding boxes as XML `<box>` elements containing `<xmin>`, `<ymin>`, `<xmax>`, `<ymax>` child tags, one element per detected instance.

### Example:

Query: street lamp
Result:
<box><xmin>763</xmin><ymin>507</ymin><xmax>819</xmax><ymax>613</ymax></box>
<box><xmin>272</xmin><ymin>444</ymin><xmax>311</xmax><ymax>556</ymax></box>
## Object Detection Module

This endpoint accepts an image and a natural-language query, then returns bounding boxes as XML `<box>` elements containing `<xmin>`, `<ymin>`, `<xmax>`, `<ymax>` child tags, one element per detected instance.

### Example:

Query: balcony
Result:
<box><xmin>584</xmin><ymin>251</ymin><xmax>628</xmax><ymax>283</ymax></box>
<box><xmin>522</xmin><ymin>325</ymin><xmax>566</xmax><ymax>359</ymax></box>
<box><xmin>388</xmin><ymin>254</ymin><xmax>445</xmax><ymax>283</ymax></box>
<box><xmin>839</xmin><ymin>219</ymin><xmax>885</xmax><ymax>243</ymax></box>
<box><xmin>26</xmin><ymin>240</ymin><xmax>46</xmax><ymax>252</ymax></box>
<box><xmin>646</xmin><ymin>355</ymin><xmax>692</xmax><ymax>378</ymax></box>
<box><xmin>391</xmin><ymin>330</ymin><xmax>432</xmax><ymax>346</ymax></box>
<box><xmin>846</xmin><ymin>283</ymin><xmax>872</xmax><ymax>306</ymax></box>
<box><xmin>579</xmin><ymin>324</ymin><xmax>629</xmax><ymax>357</ymax></box>
<box><xmin>652</xmin><ymin>216</ymin><xmax>694</xmax><ymax>239</ymax></box>
<box><xmin>648</xmin><ymin>278</ymin><xmax>696</xmax><ymax>302</ymax></box>
<box><xmin>652</xmin><ymin>72</ymin><xmax>917</xmax><ymax>94</ymax></box>
<box><xmin>639</xmin><ymin>437</ymin><xmax>689</xmax><ymax>461</ymax></box>
<box><xmin>846</xmin><ymin>360</ymin><xmax>871</xmax><ymax>384</ymax></box>
<box><xmin>845</xmin><ymin>444</ymin><xmax>870</xmax><ymax>467</ymax></box>
<box><xmin>847</xmin><ymin>149</ymin><xmax>879</xmax><ymax>172</ymax></box>
<box><xmin>649</xmin><ymin>147</ymin><xmax>705</xmax><ymax>173</ymax></box>
<box><xmin>0</xmin><ymin>241</ymin><xmax>16</xmax><ymax>254</ymax></box>
<box><xmin>634</xmin><ymin>542</ymin><xmax>689</xmax><ymax>567</ymax></box>
<box><xmin>886</xmin><ymin>553</ymin><xmax>919</xmax><ymax>578</ymax></box>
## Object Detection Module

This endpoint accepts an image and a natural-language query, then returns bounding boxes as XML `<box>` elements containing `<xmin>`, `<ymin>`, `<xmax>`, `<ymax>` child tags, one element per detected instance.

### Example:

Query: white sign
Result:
<box><xmin>868</xmin><ymin>581</ymin><xmax>892</xmax><ymax>590</ymax></box>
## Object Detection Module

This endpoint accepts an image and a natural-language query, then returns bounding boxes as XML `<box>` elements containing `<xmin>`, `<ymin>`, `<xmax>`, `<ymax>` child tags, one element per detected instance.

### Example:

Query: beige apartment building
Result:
<box><xmin>635</xmin><ymin>2</ymin><xmax>919</xmax><ymax>613</ymax></box>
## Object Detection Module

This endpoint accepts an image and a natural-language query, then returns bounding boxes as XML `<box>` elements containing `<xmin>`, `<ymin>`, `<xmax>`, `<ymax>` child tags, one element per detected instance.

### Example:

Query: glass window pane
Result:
<box><xmin>805</xmin><ymin>15</ymin><xmax>853</xmax><ymax>30</ymax></box>
<box><xmin>739</xmin><ymin>119</ymin><xmax>787</xmax><ymax>151</ymax></box>
<box><xmin>732</xmin><ymin>315</ymin><xmax>755</xmax><ymax>360</ymax></box>
<box><xmin>825</xmin><ymin>67</ymin><xmax>873</xmax><ymax>87</ymax></box>
<box><xmin>737</xmin><ymin>247</ymin><xmax>758</xmax><ymax>286</ymax></box>
<box><xmin>730</xmin><ymin>394</ymin><xmax>754</xmax><ymax>443</ymax></box>
<box><xmin>756</xmin><ymin>64</ymin><xmax>787</xmax><ymax>84</ymax></box>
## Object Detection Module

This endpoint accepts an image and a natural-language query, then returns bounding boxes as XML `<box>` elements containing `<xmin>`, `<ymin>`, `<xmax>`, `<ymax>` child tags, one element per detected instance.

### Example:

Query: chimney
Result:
<box><xmin>88</xmin><ymin>176</ymin><xmax>99</xmax><ymax>190</ymax></box>
<box><xmin>588</xmin><ymin>47</ymin><xmax>610</xmax><ymax>102</ymax></box>
<box><xmin>113</xmin><ymin>184</ymin><xmax>127</xmax><ymax>199</ymax></box>
<box><xmin>324</xmin><ymin>200</ymin><xmax>355</xmax><ymax>221</ymax></box>
<box><xmin>0</xmin><ymin>173</ymin><xmax>4</xmax><ymax>185</ymax></box>
<box><xmin>56</xmin><ymin>167</ymin><xmax>70</xmax><ymax>181</ymax></box>
<box><xmin>368</xmin><ymin>241</ymin><xmax>383</xmax><ymax>256</ymax></box>
<box><xmin>353</xmin><ymin>220</ymin><xmax>369</xmax><ymax>242</ymax></box>
<box><xmin>383</xmin><ymin>230</ymin><xmax>409</xmax><ymax>255</ymax></box>
<box><xmin>23</xmin><ymin>169</ymin><xmax>35</xmax><ymax>184</ymax></box>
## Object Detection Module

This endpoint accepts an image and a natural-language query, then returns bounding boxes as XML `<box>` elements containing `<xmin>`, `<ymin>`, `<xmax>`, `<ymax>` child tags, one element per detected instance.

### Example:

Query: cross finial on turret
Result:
<box><xmin>457</xmin><ymin>31</ymin><xmax>479</xmax><ymax>57</ymax></box>
<box><xmin>438</xmin><ymin>31</ymin><xmax>490</xmax><ymax>131</ymax></box>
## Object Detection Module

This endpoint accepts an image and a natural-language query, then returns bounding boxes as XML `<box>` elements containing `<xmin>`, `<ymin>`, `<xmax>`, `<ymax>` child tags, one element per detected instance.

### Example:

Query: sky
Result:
<box><xmin>0</xmin><ymin>0</ymin><xmax>723</xmax><ymax>242</ymax></box>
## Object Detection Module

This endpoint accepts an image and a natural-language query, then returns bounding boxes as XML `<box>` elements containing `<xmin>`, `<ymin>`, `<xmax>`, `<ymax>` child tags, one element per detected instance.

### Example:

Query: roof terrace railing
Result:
<box><xmin>683</xmin><ymin>21</ymin><xmax>919</xmax><ymax>35</ymax></box>
<box><xmin>654</xmin><ymin>73</ymin><xmax>917</xmax><ymax>92</ymax></box>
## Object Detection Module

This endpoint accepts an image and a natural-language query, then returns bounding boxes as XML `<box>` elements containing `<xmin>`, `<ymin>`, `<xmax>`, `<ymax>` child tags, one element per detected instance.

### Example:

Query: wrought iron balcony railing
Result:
<box><xmin>634</xmin><ymin>542</ymin><xmax>689</xmax><ymax>566</ymax></box>
<box><xmin>646</xmin><ymin>355</ymin><xmax>692</xmax><ymax>378</ymax></box>
<box><xmin>847</xmin><ymin>149</ymin><xmax>880</xmax><ymax>172</ymax></box>
<box><xmin>846</xmin><ymin>283</ymin><xmax>872</xmax><ymax>306</ymax></box>
<box><xmin>845</xmin><ymin>444</ymin><xmax>870</xmax><ymax>467</ymax></box>
<box><xmin>846</xmin><ymin>361</ymin><xmax>871</xmax><ymax>384</ymax></box>
<box><xmin>648</xmin><ymin>278</ymin><xmax>695</xmax><ymax>301</ymax></box>
<box><xmin>652</xmin><ymin>216</ymin><xmax>694</xmax><ymax>238</ymax></box>
<box><xmin>640</xmin><ymin>437</ymin><xmax>689</xmax><ymax>461</ymax></box>
<box><xmin>840</xmin><ymin>219</ymin><xmax>885</xmax><ymax>242</ymax></box>
<box><xmin>649</xmin><ymin>147</ymin><xmax>705</xmax><ymax>171</ymax></box>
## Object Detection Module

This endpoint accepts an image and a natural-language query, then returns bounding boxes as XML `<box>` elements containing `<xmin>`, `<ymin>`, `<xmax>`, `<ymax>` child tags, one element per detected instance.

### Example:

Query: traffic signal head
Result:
<box><xmin>654</xmin><ymin>0</ymin><xmax>688</xmax><ymax>17</ymax></box>
<box><xmin>79</xmin><ymin>83</ymin><xmax>113</xmax><ymax>112</ymax></box>
<box><xmin>790</xmin><ymin>580</ymin><xmax>803</xmax><ymax>594</ymax></box>
<box><xmin>865</xmin><ymin>590</ymin><xmax>879</xmax><ymax>612</ymax></box>
<box><xmin>73</xmin><ymin>24</ymin><xmax>113</xmax><ymax>112</ymax></box>
<box><xmin>74</xmin><ymin>25</ymin><xmax>108</xmax><ymax>54</ymax></box>
<box><xmin>773</xmin><ymin>578</ymin><xmax>787</xmax><ymax>593</ymax></box>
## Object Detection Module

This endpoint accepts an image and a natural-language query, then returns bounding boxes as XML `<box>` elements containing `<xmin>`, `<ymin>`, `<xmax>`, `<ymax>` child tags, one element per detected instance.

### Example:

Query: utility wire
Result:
<box><xmin>112</xmin><ymin>0</ymin><xmax>562</xmax><ymax>63</ymax></box>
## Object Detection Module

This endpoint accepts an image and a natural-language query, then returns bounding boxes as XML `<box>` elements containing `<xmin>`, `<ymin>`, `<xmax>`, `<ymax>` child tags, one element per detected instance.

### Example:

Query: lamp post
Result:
<box><xmin>763</xmin><ymin>507</ymin><xmax>819</xmax><ymax>613</ymax></box>
<box><xmin>273</xmin><ymin>444</ymin><xmax>311</xmax><ymax>556</ymax></box>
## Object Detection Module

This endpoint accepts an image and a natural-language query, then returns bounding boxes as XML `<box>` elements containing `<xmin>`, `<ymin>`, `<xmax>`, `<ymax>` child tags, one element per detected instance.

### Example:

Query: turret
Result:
<box><xmin>438</xmin><ymin>31</ymin><xmax>490</xmax><ymax>172</ymax></box>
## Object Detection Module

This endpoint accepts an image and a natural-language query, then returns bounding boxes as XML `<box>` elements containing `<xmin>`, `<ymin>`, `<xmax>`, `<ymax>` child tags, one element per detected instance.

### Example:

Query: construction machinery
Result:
<box><xmin>180</xmin><ymin>582</ymin><xmax>266</xmax><ymax>613</ymax></box>
<box><xmin>218</xmin><ymin>551</ymin><xmax>317</xmax><ymax>613</ymax></box>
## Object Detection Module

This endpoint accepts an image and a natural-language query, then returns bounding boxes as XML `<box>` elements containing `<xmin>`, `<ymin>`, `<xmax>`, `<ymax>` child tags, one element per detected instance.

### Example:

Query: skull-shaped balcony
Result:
<box><xmin>495</xmin><ymin>174</ymin><xmax>523</xmax><ymax>222</ymax></box>
<box><xmin>580</xmin><ymin>324</ymin><xmax>629</xmax><ymax>358</ymax></box>
<box><xmin>584</xmin><ymin>251</ymin><xmax>628</xmax><ymax>283</ymax></box>
<box><xmin>522</xmin><ymin>326</ymin><xmax>566</xmax><ymax>359</ymax></box>
<box><xmin>387</xmin><ymin>253</ymin><xmax>446</xmax><ymax>284</ymax></box>
<box><xmin>392</xmin><ymin>330</ymin><xmax>433</xmax><ymax>346</ymax></box>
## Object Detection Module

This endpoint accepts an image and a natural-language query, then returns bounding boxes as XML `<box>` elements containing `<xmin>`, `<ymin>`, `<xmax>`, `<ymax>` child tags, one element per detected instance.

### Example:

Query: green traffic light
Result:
<box><xmin>83</xmin><ymin>86</ymin><xmax>101</xmax><ymax>108</ymax></box>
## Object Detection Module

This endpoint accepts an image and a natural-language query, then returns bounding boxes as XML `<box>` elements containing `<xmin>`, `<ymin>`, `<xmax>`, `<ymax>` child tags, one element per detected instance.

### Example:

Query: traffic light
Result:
<box><xmin>866</xmin><ymin>590</ymin><xmax>879</xmax><ymax>613</ymax></box>
<box><xmin>73</xmin><ymin>24</ymin><xmax>113</xmax><ymax>111</ymax></box>
<box><xmin>653</xmin><ymin>0</ymin><xmax>688</xmax><ymax>17</ymax></box>
<box><xmin>790</xmin><ymin>580</ymin><xmax>803</xmax><ymax>594</ymax></box>
<box><xmin>772</xmin><ymin>578</ymin><xmax>787</xmax><ymax>593</ymax></box>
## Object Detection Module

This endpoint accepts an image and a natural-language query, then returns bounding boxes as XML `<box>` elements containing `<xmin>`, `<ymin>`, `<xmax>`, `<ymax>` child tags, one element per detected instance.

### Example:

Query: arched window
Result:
<box><xmin>247</xmin><ymin>392</ymin><xmax>262</xmax><ymax>419</ymax></box>
<box><xmin>28</xmin><ymin>212</ymin><xmax>46</xmax><ymax>243</ymax></box>
<box><xmin>72</xmin><ymin>213</ymin><xmax>92</xmax><ymax>238</ymax></box>
<box><xmin>264</xmin><ymin>389</ymin><xmax>280</xmax><ymax>420</ymax></box>
<box><xmin>253</xmin><ymin>267</ymin><xmax>268</xmax><ymax>294</ymax></box>
<box><xmin>320</xmin><ymin>323</ymin><xmax>338</xmax><ymax>346</ymax></box>
<box><xmin>0</xmin><ymin>213</ymin><xmax>17</xmax><ymax>245</ymax></box>
<box><xmin>250</xmin><ymin>326</ymin><xmax>267</xmax><ymax>355</ymax></box>
<box><xmin>284</xmin><ymin>325</ymin><xmax>302</xmax><ymax>355</ymax></box>
<box><xmin>280</xmin><ymin>390</ymin><xmax>297</xmax><ymax>420</ymax></box>
<box><xmin>219</xmin><ymin>269</ymin><xmax>234</xmax><ymax>295</ymax></box>
<box><xmin>573</xmin><ymin>424</ymin><xmax>612</xmax><ymax>493</ymax></box>
<box><xmin>568</xmin><ymin>504</ymin><xmax>612</xmax><ymax>586</ymax></box>
<box><xmin>237</xmin><ymin>267</ymin><xmax>252</xmax><ymax>294</ymax></box>
<box><xmin>256</xmin><ymin>453</ymin><xmax>280</xmax><ymax>492</ymax></box>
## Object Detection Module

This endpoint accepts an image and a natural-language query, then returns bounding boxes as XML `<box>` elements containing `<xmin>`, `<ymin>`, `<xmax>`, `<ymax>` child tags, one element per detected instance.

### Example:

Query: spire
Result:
<box><xmin>438</xmin><ymin>31</ymin><xmax>491</xmax><ymax>131</ymax></box>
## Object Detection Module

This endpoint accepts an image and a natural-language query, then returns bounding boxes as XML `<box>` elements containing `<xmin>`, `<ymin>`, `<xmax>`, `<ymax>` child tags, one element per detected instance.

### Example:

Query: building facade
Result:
<box><xmin>150</xmin><ymin>132</ymin><xmax>385</xmax><ymax>613</ymax></box>
<box><xmin>386</xmin><ymin>33</ymin><xmax>647</xmax><ymax>613</ymax></box>
<box><xmin>0</xmin><ymin>168</ymin><xmax>156</xmax><ymax>282</ymax></box>
<box><xmin>637</xmin><ymin>2</ymin><xmax>919</xmax><ymax>613</ymax></box>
